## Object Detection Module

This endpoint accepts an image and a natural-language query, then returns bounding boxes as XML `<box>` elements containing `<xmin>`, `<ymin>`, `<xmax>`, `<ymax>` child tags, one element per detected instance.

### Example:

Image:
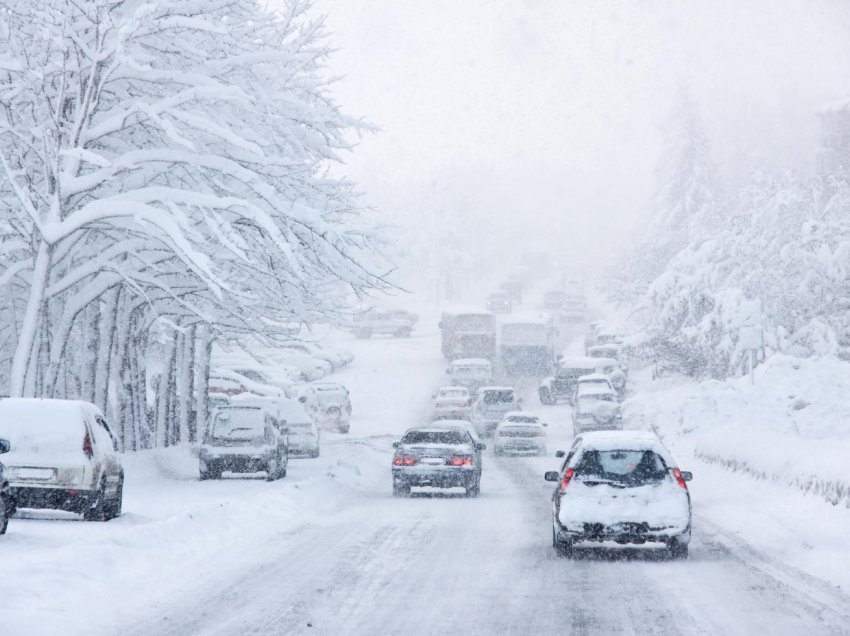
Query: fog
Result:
<box><xmin>312</xmin><ymin>0</ymin><xmax>850</xmax><ymax>290</ymax></box>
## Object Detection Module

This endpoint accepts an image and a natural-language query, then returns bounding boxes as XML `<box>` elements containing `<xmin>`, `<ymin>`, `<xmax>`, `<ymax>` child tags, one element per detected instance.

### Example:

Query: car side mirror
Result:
<box><xmin>544</xmin><ymin>471</ymin><xmax>559</xmax><ymax>482</ymax></box>
<box><xmin>298</xmin><ymin>396</ymin><xmax>307</xmax><ymax>403</ymax></box>
<box><xmin>542</xmin><ymin>422</ymin><xmax>548</xmax><ymax>427</ymax></box>
<box><xmin>0</xmin><ymin>438</ymin><xmax>9</xmax><ymax>454</ymax></box>
<box><xmin>555</xmin><ymin>450</ymin><xmax>565</xmax><ymax>458</ymax></box>
<box><xmin>392</xmin><ymin>441</ymin><xmax>400</xmax><ymax>448</ymax></box>
<box><xmin>681</xmin><ymin>471</ymin><xmax>693</xmax><ymax>482</ymax></box>
<box><xmin>476</xmin><ymin>443</ymin><xmax>486</xmax><ymax>451</ymax></box>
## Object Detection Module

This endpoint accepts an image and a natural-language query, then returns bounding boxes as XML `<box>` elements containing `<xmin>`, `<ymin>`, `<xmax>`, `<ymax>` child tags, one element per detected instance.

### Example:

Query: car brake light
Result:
<box><xmin>560</xmin><ymin>468</ymin><xmax>575</xmax><ymax>492</ymax></box>
<box><xmin>393</xmin><ymin>454</ymin><xmax>417</xmax><ymax>466</ymax></box>
<box><xmin>83</xmin><ymin>431</ymin><xmax>93</xmax><ymax>459</ymax></box>
<box><xmin>447</xmin><ymin>455</ymin><xmax>473</xmax><ymax>466</ymax></box>
<box><xmin>672</xmin><ymin>468</ymin><xmax>688</xmax><ymax>489</ymax></box>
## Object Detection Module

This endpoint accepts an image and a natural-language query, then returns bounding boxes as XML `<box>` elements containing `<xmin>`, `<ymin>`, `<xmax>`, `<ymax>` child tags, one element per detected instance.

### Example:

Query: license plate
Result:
<box><xmin>15</xmin><ymin>467</ymin><xmax>55</xmax><ymax>481</ymax></box>
<box><xmin>420</xmin><ymin>457</ymin><xmax>444</xmax><ymax>466</ymax></box>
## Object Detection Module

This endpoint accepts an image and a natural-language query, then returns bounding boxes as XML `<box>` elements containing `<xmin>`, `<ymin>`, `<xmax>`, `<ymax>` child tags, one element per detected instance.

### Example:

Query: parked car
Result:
<box><xmin>572</xmin><ymin>388</ymin><xmax>622</xmax><ymax>436</ymax></box>
<box><xmin>448</xmin><ymin>358</ymin><xmax>494</xmax><ymax>393</ymax></box>
<box><xmin>499</xmin><ymin>280</ymin><xmax>523</xmax><ymax>304</ymax></box>
<box><xmin>391</xmin><ymin>427</ymin><xmax>485</xmax><ymax>497</ymax></box>
<box><xmin>0</xmin><ymin>437</ymin><xmax>13</xmax><ymax>534</ymax></box>
<box><xmin>539</xmin><ymin>356</ymin><xmax>615</xmax><ymax>405</ymax></box>
<box><xmin>587</xmin><ymin>343</ymin><xmax>629</xmax><ymax>376</ymax></box>
<box><xmin>208</xmin><ymin>368</ymin><xmax>288</xmax><ymax>399</ymax></box>
<box><xmin>353</xmin><ymin>310</ymin><xmax>416</xmax><ymax>338</ymax></box>
<box><xmin>471</xmin><ymin>386</ymin><xmax>521</xmax><ymax>438</ymax></box>
<box><xmin>0</xmin><ymin>398</ymin><xmax>124</xmax><ymax>521</ymax></box>
<box><xmin>545</xmin><ymin>430</ymin><xmax>692</xmax><ymax>558</ymax></box>
<box><xmin>494</xmin><ymin>412</ymin><xmax>547</xmax><ymax>456</ymax></box>
<box><xmin>199</xmin><ymin>405</ymin><xmax>288</xmax><ymax>480</ymax></box>
<box><xmin>231</xmin><ymin>395</ymin><xmax>319</xmax><ymax>459</ymax></box>
<box><xmin>303</xmin><ymin>381</ymin><xmax>352</xmax><ymax>433</ymax></box>
<box><xmin>573</xmin><ymin>373</ymin><xmax>616</xmax><ymax>402</ymax></box>
<box><xmin>276</xmin><ymin>341</ymin><xmax>351</xmax><ymax>372</ymax></box>
<box><xmin>432</xmin><ymin>386</ymin><xmax>473</xmax><ymax>420</ymax></box>
<box><xmin>486</xmin><ymin>291</ymin><xmax>513</xmax><ymax>314</ymax></box>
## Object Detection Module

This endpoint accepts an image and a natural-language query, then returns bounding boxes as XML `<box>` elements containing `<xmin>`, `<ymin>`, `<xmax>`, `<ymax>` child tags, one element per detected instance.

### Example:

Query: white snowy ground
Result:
<box><xmin>3</xmin><ymin>310</ymin><xmax>850</xmax><ymax>635</ymax></box>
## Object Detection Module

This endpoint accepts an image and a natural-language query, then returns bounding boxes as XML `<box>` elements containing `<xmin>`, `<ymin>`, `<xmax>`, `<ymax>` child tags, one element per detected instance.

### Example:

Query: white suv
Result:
<box><xmin>0</xmin><ymin>398</ymin><xmax>124</xmax><ymax>521</ymax></box>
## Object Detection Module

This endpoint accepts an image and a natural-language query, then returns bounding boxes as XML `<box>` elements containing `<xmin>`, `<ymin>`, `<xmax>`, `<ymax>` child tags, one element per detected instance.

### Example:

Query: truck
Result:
<box><xmin>440</xmin><ymin>309</ymin><xmax>497</xmax><ymax>361</ymax></box>
<box><xmin>498</xmin><ymin>313</ymin><xmax>556</xmax><ymax>376</ymax></box>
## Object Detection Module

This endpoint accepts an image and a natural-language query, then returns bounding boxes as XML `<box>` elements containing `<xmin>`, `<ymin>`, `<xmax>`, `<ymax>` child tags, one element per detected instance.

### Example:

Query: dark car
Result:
<box><xmin>391</xmin><ymin>427</ymin><xmax>486</xmax><ymax>497</ymax></box>
<box><xmin>486</xmin><ymin>292</ymin><xmax>512</xmax><ymax>314</ymax></box>
<box><xmin>539</xmin><ymin>356</ymin><xmax>614</xmax><ymax>405</ymax></box>
<box><xmin>0</xmin><ymin>437</ymin><xmax>13</xmax><ymax>534</ymax></box>
<box><xmin>199</xmin><ymin>406</ymin><xmax>288</xmax><ymax>480</ymax></box>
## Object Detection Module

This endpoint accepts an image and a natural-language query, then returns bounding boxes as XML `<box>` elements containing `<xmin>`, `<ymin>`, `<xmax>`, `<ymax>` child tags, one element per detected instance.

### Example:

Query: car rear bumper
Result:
<box><xmin>495</xmin><ymin>439</ymin><xmax>545</xmax><ymax>453</ymax></box>
<box><xmin>393</xmin><ymin>467</ymin><xmax>477</xmax><ymax>488</ymax></box>
<box><xmin>554</xmin><ymin>517</ymin><xmax>691</xmax><ymax>545</ymax></box>
<box><xmin>13</xmin><ymin>486</ymin><xmax>98</xmax><ymax>514</ymax></box>
<box><xmin>201</xmin><ymin>455</ymin><xmax>271</xmax><ymax>473</ymax></box>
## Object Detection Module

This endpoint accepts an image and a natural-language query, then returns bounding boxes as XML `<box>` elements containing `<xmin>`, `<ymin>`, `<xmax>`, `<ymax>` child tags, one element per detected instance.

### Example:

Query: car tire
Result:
<box><xmin>553</xmin><ymin>527</ymin><xmax>573</xmax><ymax>558</ymax></box>
<box><xmin>539</xmin><ymin>388</ymin><xmax>552</xmax><ymax>405</ymax></box>
<box><xmin>104</xmin><ymin>477</ymin><xmax>124</xmax><ymax>520</ymax></box>
<box><xmin>266</xmin><ymin>459</ymin><xmax>279</xmax><ymax>481</ymax></box>
<box><xmin>466</xmin><ymin>481</ymin><xmax>481</xmax><ymax>498</ymax></box>
<box><xmin>310</xmin><ymin>448</ymin><xmax>320</xmax><ymax>458</ymax></box>
<box><xmin>392</xmin><ymin>482</ymin><xmax>410</xmax><ymax>497</ymax></box>
<box><xmin>0</xmin><ymin>495</ymin><xmax>8</xmax><ymax>535</ymax></box>
<box><xmin>668</xmin><ymin>539</ymin><xmax>689</xmax><ymax>560</ymax></box>
<box><xmin>83</xmin><ymin>480</ymin><xmax>108</xmax><ymax>522</ymax></box>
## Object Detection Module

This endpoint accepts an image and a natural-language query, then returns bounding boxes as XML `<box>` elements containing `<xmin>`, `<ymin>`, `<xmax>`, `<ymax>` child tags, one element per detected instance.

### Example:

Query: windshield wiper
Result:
<box><xmin>580</xmin><ymin>478</ymin><xmax>626</xmax><ymax>488</ymax></box>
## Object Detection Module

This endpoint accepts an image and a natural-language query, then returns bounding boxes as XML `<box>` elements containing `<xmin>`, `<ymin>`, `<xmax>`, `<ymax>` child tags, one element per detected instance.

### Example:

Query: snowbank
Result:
<box><xmin>679</xmin><ymin>355</ymin><xmax>850</xmax><ymax>507</ymax></box>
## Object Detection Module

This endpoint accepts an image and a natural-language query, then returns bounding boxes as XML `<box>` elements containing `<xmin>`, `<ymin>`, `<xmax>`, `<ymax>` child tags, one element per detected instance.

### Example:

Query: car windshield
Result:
<box><xmin>454</xmin><ymin>314</ymin><xmax>494</xmax><ymax>331</ymax></box>
<box><xmin>402</xmin><ymin>430</ymin><xmax>469</xmax><ymax>445</ymax></box>
<box><xmin>506</xmin><ymin>416</ymin><xmax>538</xmax><ymax>424</ymax></box>
<box><xmin>556</xmin><ymin>367</ymin><xmax>592</xmax><ymax>380</ymax></box>
<box><xmin>482</xmin><ymin>390</ymin><xmax>514</xmax><ymax>405</ymax></box>
<box><xmin>210</xmin><ymin>409</ymin><xmax>265</xmax><ymax>443</ymax></box>
<box><xmin>575</xmin><ymin>450</ymin><xmax>669</xmax><ymax>485</ymax></box>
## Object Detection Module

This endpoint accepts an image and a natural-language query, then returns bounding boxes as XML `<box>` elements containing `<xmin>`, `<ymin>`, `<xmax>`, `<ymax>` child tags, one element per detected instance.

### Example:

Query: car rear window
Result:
<box><xmin>482</xmin><ymin>390</ymin><xmax>514</xmax><ymax>405</ymax></box>
<box><xmin>575</xmin><ymin>450</ymin><xmax>669</xmax><ymax>485</ymax></box>
<box><xmin>402</xmin><ymin>430</ymin><xmax>468</xmax><ymax>445</ymax></box>
<box><xmin>211</xmin><ymin>409</ymin><xmax>266</xmax><ymax>442</ymax></box>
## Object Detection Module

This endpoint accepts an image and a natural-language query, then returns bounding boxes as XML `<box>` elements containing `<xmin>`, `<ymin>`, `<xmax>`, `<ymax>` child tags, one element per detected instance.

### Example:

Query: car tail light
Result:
<box><xmin>672</xmin><ymin>468</ymin><xmax>688</xmax><ymax>489</ymax></box>
<box><xmin>393</xmin><ymin>454</ymin><xmax>417</xmax><ymax>466</ymax></box>
<box><xmin>447</xmin><ymin>455</ymin><xmax>473</xmax><ymax>466</ymax></box>
<box><xmin>560</xmin><ymin>468</ymin><xmax>575</xmax><ymax>492</ymax></box>
<box><xmin>82</xmin><ymin>431</ymin><xmax>93</xmax><ymax>459</ymax></box>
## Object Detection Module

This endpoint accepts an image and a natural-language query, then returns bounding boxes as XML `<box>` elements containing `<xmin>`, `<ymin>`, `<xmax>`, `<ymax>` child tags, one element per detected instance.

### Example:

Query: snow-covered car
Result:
<box><xmin>448</xmin><ymin>358</ymin><xmax>494</xmax><ymax>392</ymax></box>
<box><xmin>545</xmin><ymin>430</ymin><xmax>693</xmax><ymax>558</ymax></box>
<box><xmin>471</xmin><ymin>387</ymin><xmax>521</xmax><ymax>438</ymax></box>
<box><xmin>585</xmin><ymin>323</ymin><xmax>624</xmax><ymax>352</ymax></box>
<box><xmin>573</xmin><ymin>374</ymin><xmax>616</xmax><ymax>402</ymax></box>
<box><xmin>277</xmin><ymin>341</ymin><xmax>352</xmax><ymax>372</ymax></box>
<box><xmin>209</xmin><ymin>369</ymin><xmax>288</xmax><ymax>399</ymax></box>
<box><xmin>485</xmin><ymin>291</ymin><xmax>512</xmax><ymax>314</ymax></box>
<box><xmin>266</xmin><ymin>348</ymin><xmax>332</xmax><ymax>382</ymax></box>
<box><xmin>432</xmin><ymin>386</ymin><xmax>473</xmax><ymax>420</ymax></box>
<box><xmin>199</xmin><ymin>405</ymin><xmax>288</xmax><ymax>480</ymax></box>
<box><xmin>572</xmin><ymin>389</ymin><xmax>622</xmax><ymax>436</ymax></box>
<box><xmin>391</xmin><ymin>427</ymin><xmax>486</xmax><ymax>497</ymax></box>
<box><xmin>230</xmin><ymin>395</ymin><xmax>319</xmax><ymax>458</ymax></box>
<box><xmin>430</xmin><ymin>418</ymin><xmax>481</xmax><ymax>445</ymax></box>
<box><xmin>304</xmin><ymin>381</ymin><xmax>352</xmax><ymax>433</ymax></box>
<box><xmin>587</xmin><ymin>343</ymin><xmax>629</xmax><ymax>375</ymax></box>
<box><xmin>353</xmin><ymin>310</ymin><xmax>416</xmax><ymax>338</ymax></box>
<box><xmin>0</xmin><ymin>398</ymin><xmax>124</xmax><ymax>521</ymax></box>
<box><xmin>0</xmin><ymin>437</ymin><xmax>13</xmax><ymax>535</ymax></box>
<box><xmin>494</xmin><ymin>412</ymin><xmax>548</xmax><ymax>456</ymax></box>
<box><xmin>539</xmin><ymin>356</ymin><xmax>614</xmax><ymax>405</ymax></box>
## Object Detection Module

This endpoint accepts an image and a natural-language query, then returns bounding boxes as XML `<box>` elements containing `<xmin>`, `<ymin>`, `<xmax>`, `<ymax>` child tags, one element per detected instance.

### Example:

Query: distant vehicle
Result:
<box><xmin>0</xmin><ymin>437</ymin><xmax>12</xmax><ymax>534</ymax></box>
<box><xmin>538</xmin><ymin>356</ymin><xmax>616</xmax><ymax>405</ymax></box>
<box><xmin>499</xmin><ymin>280</ymin><xmax>523</xmax><ymax>304</ymax></box>
<box><xmin>572</xmin><ymin>388</ymin><xmax>622</xmax><ymax>436</ymax></box>
<box><xmin>233</xmin><ymin>396</ymin><xmax>319</xmax><ymax>458</ymax></box>
<box><xmin>0</xmin><ymin>398</ymin><xmax>124</xmax><ymax>521</ymax></box>
<box><xmin>561</xmin><ymin>293</ymin><xmax>585</xmax><ymax>321</ymax></box>
<box><xmin>440</xmin><ymin>309</ymin><xmax>497</xmax><ymax>360</ymax></box>
<box><xmin>432</xmin><ymin>386</ymin><xmax>473</xmax><ymax>421</ymax></box>
<box><xmin>542</xmin><ymin>290</ymin><xmax>565</xmax><ymax>310</ymax></box>
<box><xmin>499</xmin><ymin>313</ymin><xmax>556</xmax><ymax>376</ymax></box>
<box><xmin>276</xmin><ymin>341</ymin><xmax>353</xmax><ymax>372</ymax></box>
<box><xmin>448</xmin><ymin>358</ymin><xmax>494</xmax><ymax>393</ymax></box>
<box><xmin>353</xmin><ymin>310</ymin><xmax>416</xmax><ymax>339</ymax></box>
<box><xmin>303</xmin><ymin>381</ymin><xmax>351</xmax><ymax>433</ymax></box>
<box><xmin>486</xmin><ymin>291</ymin><xmax>513</xmax><ymax>314</ymax></box>
<box><xmin>546</xmin><ymin>431</ymin><xmax>692</xmax><ymax>558</ymax></box>
<box><xmin>199</xmin><ymin>405</ymin><xmax>288</xmax><ymax>480</ymax></box>
<box><xmin>573</xmin><ymin>373</ymin><xmax>616</xmax><ymax>402</ymax></box>
<box><xmin>587</xmin><ymin>343</ymin><xmax>629</xmax><ymax>376</ymax></box>
<box><xmin>471</xmin><ymin>386</ymin><xmax>521</xmax><ymax>438</ymax></box>
<box><xmin>209</xmin><ymin>369</ymin><xmax>288</xmax><ymax>399</ymax></box>
<box><xmin>494</xmin><ymin>412</ymin><xmax>547</xmax><ymax>457</ymax></box>
<box><xmin>585</xmin><ymin>323</ymin><xmax>624</xmax><ymax>351</ymax></box>
<box><xmin>391</xmin><ymin>427</ymin><xmax>486</xmax><ymax>497</ymax></box>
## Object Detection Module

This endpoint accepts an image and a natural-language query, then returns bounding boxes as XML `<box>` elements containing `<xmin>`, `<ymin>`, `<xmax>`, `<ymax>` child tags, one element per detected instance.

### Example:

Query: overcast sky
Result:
<box><xmin>305</xmin><ymin>0</ymin><xmax>850</xmax><ymax>282</ymax></box>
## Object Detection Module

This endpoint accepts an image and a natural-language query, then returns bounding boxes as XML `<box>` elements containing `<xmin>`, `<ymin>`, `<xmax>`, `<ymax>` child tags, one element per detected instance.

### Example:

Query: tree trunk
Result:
<box><xmin>193</xmin><ymin>324</ymin><xmax>213</xmax><ymax>444</ymax></box>
<box><xmin>10</xmin><ymin>241</ymin><xmax>51</xmax><ymax>397</ymax></box>
<box><xmin>155</xmin><ymin>332</ymin><xmax>177</xmax><ymax>448</ymax></box>
<box><xmin>177</xmin><ymin>326</ymin><xmax>196</xmax><ymax>445</ymax></box>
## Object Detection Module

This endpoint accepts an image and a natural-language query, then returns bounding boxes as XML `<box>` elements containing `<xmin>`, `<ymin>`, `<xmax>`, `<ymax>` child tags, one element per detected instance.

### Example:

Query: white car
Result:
<box><xmin>303</xmin><ymin>381</ymin><xmax>352</xmax><ymax>433</ymax></box>
<box><xmin>495</xmin><ymin>412</ymin><xmax>547</xmax><ymax>456</ymax></box>
<box><xmin>0</xmin><ymin>398</ymin><xmax>124</xmax><ymax>521</ymax></box>
<box><xmin>546</xmin><ymin>430</ymin><xmax>693</xmax><ymax>558</ymax></box>
<box><xmin>471</xmin><ymin>387</ymin><xmax>521</xmax><ymax>438</ymax></box>
<box><xmin>572</xmin><ymin>388</ymin><xmax>622</xmax><ymax>436</ymax></box>
<box><xmin>231</xmin><ymin>395</ymin><xmax>320</xmax><ymax>458</ymax></box>
<box><xmin>432</xmin><ymin>386</ymin><xmax>473</xmax><ymax>420</ymax></box>
<box><xmin>573</xmin><ymin>374</ymin><xmax>616</xmax><ymax>401</ymax></box>
<box><xmin>448</xmin><ymin>358</ymin><xmax>494</xmax><ymax>393</ymax></box>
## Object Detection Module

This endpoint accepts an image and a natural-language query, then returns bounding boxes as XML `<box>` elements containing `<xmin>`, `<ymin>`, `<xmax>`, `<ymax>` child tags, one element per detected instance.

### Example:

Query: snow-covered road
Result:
<box><xmin>5</xmin><ymin>321</ymin><xmax>850</xmax><ymax>635</ymax></box>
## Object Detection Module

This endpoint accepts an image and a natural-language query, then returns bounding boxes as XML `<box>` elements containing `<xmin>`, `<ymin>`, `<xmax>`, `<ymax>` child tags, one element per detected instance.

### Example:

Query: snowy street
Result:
<box><xmin>6</xmin><ymin>322</ymin><xmax>850</xmax><ymax>635</ymax></box>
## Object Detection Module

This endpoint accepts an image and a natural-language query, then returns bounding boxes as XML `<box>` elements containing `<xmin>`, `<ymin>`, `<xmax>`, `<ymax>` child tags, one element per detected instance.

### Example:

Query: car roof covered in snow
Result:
<box><xmin>499</xmin><ymin>311</ymin><xmax>553</xmax><ymax>325</ymax></box>
<box><xmin>0</xmin><ymin>397</ymin><xmax>100</xmax><ymax>422</ymax></box>
<box><xmin>503</xmin><ymin>410</ymin><xmax>536</xmax><ymax>419</ymax></box>
<box><xmin>229</xmin><ymin>396</ymin><xmax>310</xmax><ymax>422</ymax></box>
<box><xmin>575</xmin><ymin>431</ymin><xmax>674</xmax><ymax>460</ymax></box>
<box><xmin>558</xmin><ymin>356</ymin><xmax>606</xmax><ymax>369</ymax></box>
<box><xmin>451</xmin><ymin>358</ymin><xmax>492</xmax><ymax>366</ymax></box>
<box><xmin>437</xmin><ymin>386</ymin><xmax>469</xmax><ymax>393</ymax></box>
<box><xmin>588</xmin><ymin>343</ymin><xmax>622</xmax><ymax>353</ymax></box>
<box><xmin>577</xmin><ymin>373</ymin><xmax>612</xmax><ymax>383</ymax></box>
<box><xmin>442</xmin><ymin>305</ymin><xmax>495</xmax><ymax>317</ymax></box>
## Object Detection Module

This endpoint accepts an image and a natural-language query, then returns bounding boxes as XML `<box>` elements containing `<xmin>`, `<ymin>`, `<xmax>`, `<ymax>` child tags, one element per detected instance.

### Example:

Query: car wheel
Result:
<box><xmin>83</xmin><ymin>480</ymin><xmax>108</xmax><ymax>522</ymax></box>
<box><xmin>466</xmin><ymin>481</ymin><xmax>481</xmax><ymax>498</ymax></box>
<box><xmin>392</xmin><ymin>482</ymin><xmax>410</xmax><ymax>497</ymax></box>
<box><xmin>310</xmin><ymin>448</ymin><xmax>320</xmax><ymax>458</ymax></box>
<box><xmin>0</xmin><ymin>495</ymin><xmax>8</xmax><ymax>535</ymax></box>
<box><xmin>338</xmin><ymin>423</ymin><xmax>350</xmax><ymax>434</ymax></box>
<box><xmin>105</xmin><ymin>477</ymin><xmax>124</xmax><ymax>520</ymax></box>
<box><xmin>538</xmin><ymin>388</ymin><xmax>552</xmax><ymax>405</ymax></box>
<box><xmin>668</xmin><ymin>539</ymin><xmax>689</xmax><ymax>560</ymax></box>
<box><xmin>553</xmin><ymin>527</ymin><xmax>573</xmax><ymax>558</ymax></box>
<box><xmin>266</xmin><ymin>459</ymin><xmax>279</xmax><ymax>481</ymax></box>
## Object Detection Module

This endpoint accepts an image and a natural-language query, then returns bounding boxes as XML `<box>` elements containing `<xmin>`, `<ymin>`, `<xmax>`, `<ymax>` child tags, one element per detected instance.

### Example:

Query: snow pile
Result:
<box><xmin>680</xmin><ymin>355</ymin><xmax>850</xmax><ymax>506</ymax></box>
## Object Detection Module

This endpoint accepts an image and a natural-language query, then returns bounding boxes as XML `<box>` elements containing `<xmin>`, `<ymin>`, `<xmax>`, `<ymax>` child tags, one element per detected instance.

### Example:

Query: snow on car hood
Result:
<box><xmin>558</xmin><ymin>480</ymin><xmax>690</xmax><ymax>530</ymax></box>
